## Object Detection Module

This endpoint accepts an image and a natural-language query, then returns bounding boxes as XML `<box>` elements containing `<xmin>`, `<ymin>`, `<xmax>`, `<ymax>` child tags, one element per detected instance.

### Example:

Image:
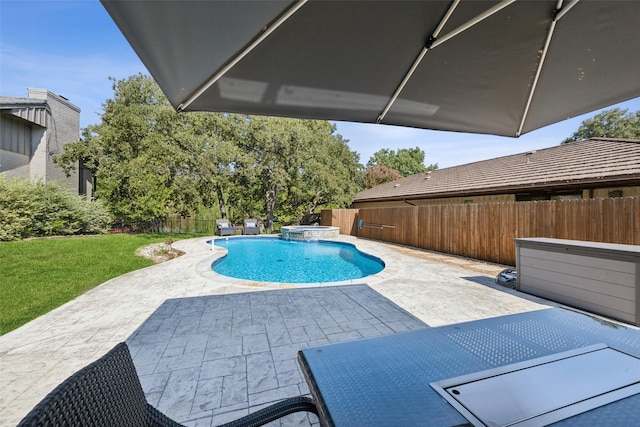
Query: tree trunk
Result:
<box><xmin>308</xmin><ymin>191</ymin><xmax>322</xmax><ymax>213</ymax></box>
<box><xmin>265</xmin><ymin>187</ymin><xmax>276</xmax><ymax>231</ymax></box>
<box><xmin>265</xmin><ymin>172</ymin><xmax>276</xmax><ymax>231</ymax></box>
<box><xmin>215</xmin><ymin>184</ymin><xmax>227</xmax><ymax>219</ymax></box>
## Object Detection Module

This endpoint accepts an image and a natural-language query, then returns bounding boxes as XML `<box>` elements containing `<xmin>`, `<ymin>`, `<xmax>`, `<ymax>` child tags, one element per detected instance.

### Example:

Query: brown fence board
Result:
<box><xmin>326</xmin><ymin>197</ymin><xmax>639</xmax><ymax>266</ymax></box>
<box><xmin>321</xmin><ymin>209</ymin><xmax>359</xmax><ymax>235</ymax></box>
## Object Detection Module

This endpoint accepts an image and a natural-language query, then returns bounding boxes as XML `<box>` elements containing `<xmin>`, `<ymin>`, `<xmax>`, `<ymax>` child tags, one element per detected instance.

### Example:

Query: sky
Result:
<box><xmin>2</xmin><ymin>0</ymin><xmax>639</xmax><ymax>169</ymax></box>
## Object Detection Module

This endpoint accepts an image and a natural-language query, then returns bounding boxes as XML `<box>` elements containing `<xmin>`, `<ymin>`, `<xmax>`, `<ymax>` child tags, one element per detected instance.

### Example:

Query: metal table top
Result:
<box><xmin>298</xmin><ymin>308</ymin><xmax>640</xmax><ymax>426</ymax></box>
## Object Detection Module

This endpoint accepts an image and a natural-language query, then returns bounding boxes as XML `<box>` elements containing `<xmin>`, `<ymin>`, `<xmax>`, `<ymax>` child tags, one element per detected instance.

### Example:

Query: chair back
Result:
<box><xmin>18</xmin><ymin>342</ymin><xmax>315</xmax><ymax>426</ymax></box>
<box><xmin>18</xmin><ymin>343</ymin><xmax>151</xmax><ymax>427</ymax></box>
<box><xmin>216</xmin><ymin>219</ymin><xmax>231</xmax><ymax>228</ymax></box>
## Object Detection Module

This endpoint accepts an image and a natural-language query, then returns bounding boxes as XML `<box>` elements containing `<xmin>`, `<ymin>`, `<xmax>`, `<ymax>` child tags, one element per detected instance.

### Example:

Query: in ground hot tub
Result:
<box><xmin>281</xmin><ymin>225</ymin><xmax>339</xmax><ymax>240</ymax></box>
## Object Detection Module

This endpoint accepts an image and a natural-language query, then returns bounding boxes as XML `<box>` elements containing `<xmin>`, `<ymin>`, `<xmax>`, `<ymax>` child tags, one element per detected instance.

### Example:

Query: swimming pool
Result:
<box><xmin>212</xmin><ymin>237</ymin><xmax>384</xmax><ymax>283</ymax></box>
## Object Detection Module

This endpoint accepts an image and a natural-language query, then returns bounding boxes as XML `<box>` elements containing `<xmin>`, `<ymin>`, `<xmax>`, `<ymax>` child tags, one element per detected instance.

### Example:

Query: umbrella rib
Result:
<box><xmin>517</xmin><ymin>0</ymin><xmax>581</xmax><ymax>136</ymax></box>
<box><xmin>377</xmin><ymin>0</ymin><xmax>461</xmax><ymax>123</ymax></box>
<box><xmin>376</xmin><ymin>46</ymin><xmax>429</xmax><ymax>124</ymax></box>
<box><xmin>377</xmin><ymin>0</ymin><xmax>516</xmax><ymax>124</ymax></box>
<box><xmin>430</xmin><ymin>0</ymin><xmax>517</xmax><ymax>49</ymax></box>
<box><xmin>555</xmin><ymin>0</ymin><xmax>580</xmax><ymax>20</ymax></box>
<box><xmin>177</xmin><ymin>0</ymin><xmax>308</xmax><ymax>112</ymax></box>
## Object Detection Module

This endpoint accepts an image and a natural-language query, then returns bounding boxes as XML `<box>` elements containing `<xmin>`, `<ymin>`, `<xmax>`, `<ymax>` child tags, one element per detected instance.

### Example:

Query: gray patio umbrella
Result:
<box><xmin>101</xmin><ymin>0</ymin><xmax>640</xmax><ymax>137</ymax></box>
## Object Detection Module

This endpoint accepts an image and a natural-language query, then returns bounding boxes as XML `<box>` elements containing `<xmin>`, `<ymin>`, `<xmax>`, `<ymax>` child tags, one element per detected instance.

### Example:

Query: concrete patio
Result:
<box><xmin>0</xmin><ymin>236</ymin><xmax>557</xmax><ymax>426</ymax></box>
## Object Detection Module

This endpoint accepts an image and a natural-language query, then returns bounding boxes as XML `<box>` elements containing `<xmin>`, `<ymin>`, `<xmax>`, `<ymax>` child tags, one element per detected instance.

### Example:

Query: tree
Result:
<box><xmin>176</xmin><ymin>112</ymin><xmax>243</xmax><ymax>219</ymax></box>
<box><xmin>285</xmin><ymin>120</ymin><xmax>363</xmax><ymax>215</ymax></box>
<box><xmin>362</xmin><ymin>164</ymin><xmax>402</xmax><ymax>189</ymax></box>
<box><xmin>367</xmin><ymin>147</ymin><xmax>437</xmax><ymax>177</ymax></box>
<box><xmin>56</xmin><ymin>74</ymin><xmax>364</xmax><ymax>227</ymax></box>
<box><xmin>232</xmin><ymin>117</ymin><xmax>362</xmax><ymax>230</ymax></box>
<box><xmin>55</xmin><ymin>74</ymin><xmax>233</xmax><ymax>223</ymax></box>
<box><xmin>56</xmin><ymin>74</ymin><xmax>173</xmax><ymax>222</ymax></box>
<box><xmin>232</xmin><ymin>116</ymin><xmax>297</xmax><ymax>230</ymax></box>
<box><xmin>562</xmin><ymin>108</ymin><xmax>640</xmax><ymax>144</ymax></box>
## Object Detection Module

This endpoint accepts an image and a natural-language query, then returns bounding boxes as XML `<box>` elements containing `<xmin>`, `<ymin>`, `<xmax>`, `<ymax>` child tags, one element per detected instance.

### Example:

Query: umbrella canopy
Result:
<box><xmin>102</xmin><ymin>0</ymin><xmax>640</xmax><ymax>137</ymax></box>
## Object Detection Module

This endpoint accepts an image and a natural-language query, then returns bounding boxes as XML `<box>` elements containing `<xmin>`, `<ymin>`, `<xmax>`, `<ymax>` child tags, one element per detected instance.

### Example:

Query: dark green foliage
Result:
<box><xmin>55</xmin><ymin>74</ymin><xmax>365</xmax><ymax>229</ymax></box>
<box><xmin>562</xmin><ymin>108</ymin><xmax>640</xmax><ymax>144</ymax></box>
<box><xmin>367</xmin><ymin>147</ymin><xmax>438</xmax><ymax>177</ymax></box>
<box><xmin>231</xmin><ymin>116</ymin><xmax>363</xmax><ymax>230</ymax></box>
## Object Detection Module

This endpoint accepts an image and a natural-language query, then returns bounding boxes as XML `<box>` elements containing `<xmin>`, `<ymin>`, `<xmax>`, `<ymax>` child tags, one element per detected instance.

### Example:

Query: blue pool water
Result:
<box><xmin>212</xmin><ymin>237</ymin><xmax>384</xmax><ymax>283</ymax></box>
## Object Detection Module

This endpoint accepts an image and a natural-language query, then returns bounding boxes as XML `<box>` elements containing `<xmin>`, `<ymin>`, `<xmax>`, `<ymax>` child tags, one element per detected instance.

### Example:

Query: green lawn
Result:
<box><xmin>0</xmin><ymin>233</ymin><xmax>203</xmax><ymax>335</ymax></box>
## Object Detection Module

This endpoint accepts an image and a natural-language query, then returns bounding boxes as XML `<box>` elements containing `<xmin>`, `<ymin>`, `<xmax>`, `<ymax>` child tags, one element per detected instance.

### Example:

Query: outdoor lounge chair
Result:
<box><xmin>216</xmin><ymin>219</ymin><xmax>236</xmax><ymax>236</ymax></box>
<box><xmin>243</xmin><ymin>218</ymin><xmax>259</xmax><ymax>235</ymax></box>
<box><xmin>18</xmin><ymin>342</ymin><xmax>318</xmax><ymax>427</ymax></box>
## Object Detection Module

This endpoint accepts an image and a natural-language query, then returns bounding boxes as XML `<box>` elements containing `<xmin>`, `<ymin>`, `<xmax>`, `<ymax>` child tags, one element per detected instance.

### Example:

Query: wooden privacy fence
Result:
<box><xmin>321</xmin><ymin>209</ymin><xmax>359</xmax><ymax>235</ymax></box>
<box><xmin>322</xmin><ymin>197</ymin><xmax>639</xmax><ymax>266</ymax></box>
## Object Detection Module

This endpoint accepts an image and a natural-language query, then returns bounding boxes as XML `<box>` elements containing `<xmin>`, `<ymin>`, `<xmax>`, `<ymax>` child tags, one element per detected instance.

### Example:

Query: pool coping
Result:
<box><xmin>196</xmin><ymin>235</ymin><xmax>398</xmax><ymax>289</ymax></box>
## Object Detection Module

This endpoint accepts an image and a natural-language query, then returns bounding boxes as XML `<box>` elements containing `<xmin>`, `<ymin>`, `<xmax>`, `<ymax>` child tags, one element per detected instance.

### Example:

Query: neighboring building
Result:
<box><xmin>0</xmin><ymin>88</ymin><xmax>93</xmax><ymax>197</ymax></box>
<box><xmin>352</xmin><ymin>138</ymin><xmax>640</xmax><ymax>208</ymax></box>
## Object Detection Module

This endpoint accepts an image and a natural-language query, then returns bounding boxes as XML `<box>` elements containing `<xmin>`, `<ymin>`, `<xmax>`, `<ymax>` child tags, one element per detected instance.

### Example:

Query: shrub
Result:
<box><xmin>0</xmin><ymin>177</ymin><xmax>37</xmax><ymax>240</ymax></box>
<box><xmin>75</xmin><ymin>197</ymin><xmax>113</xmax><ymax>234</ymax></box>
<box><xmin>30</xmin><ymin>181</ymin><xmax>82</xmax><ymax>236</ymax></box>
<box><xmin>0</xmin><ymin>175</ymin><xmax>112</xmax><ymax>240</ymax></box>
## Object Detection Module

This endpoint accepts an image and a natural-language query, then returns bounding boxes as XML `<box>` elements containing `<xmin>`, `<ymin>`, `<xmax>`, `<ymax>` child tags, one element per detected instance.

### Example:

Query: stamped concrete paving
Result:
<box><xmin>0</xmin><ymin>236</ymin><xmax>555</xmax><ymax>426</ymax></box>
<box><xmin>128</xmin><ymin>286</ymin><xmax>426</xmax><ymax>425</ymax></box>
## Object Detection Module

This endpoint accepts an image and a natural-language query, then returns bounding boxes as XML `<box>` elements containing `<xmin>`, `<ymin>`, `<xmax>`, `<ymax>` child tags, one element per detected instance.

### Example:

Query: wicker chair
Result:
<box><xmin>216</xmin><ymin>219</ymin><xmax>236</xmax><ymax>236</ymax></box>
<box><xmin>18</xmin><ymin>342</ymin><xmax>318</xmax><ymax>427</ymax></box>
<box><xmin>243</xmin><ymin>218</ymin><xmax>260</xmax><ymax>235</ymax></box>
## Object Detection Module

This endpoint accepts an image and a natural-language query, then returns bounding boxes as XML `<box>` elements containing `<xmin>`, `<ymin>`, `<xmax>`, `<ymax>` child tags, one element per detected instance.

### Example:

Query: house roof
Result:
<box><xmin>0</xmin><ymin>97</ymin><xmax>48</xmax><ymax>108</ymax></box>
<box><xmin>353</xmin><ymin>138</ymin><xmax>640</xmax><ymax>203</ymax></box>
<box><xmin>0</xmin><ymin>96</ymin><xmax>49</xmax><ymax>128</ymax></box>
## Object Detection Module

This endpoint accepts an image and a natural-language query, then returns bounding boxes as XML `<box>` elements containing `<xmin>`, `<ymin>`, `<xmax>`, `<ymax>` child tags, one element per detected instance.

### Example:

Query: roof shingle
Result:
<box><xmin>354</xmin><ymin>138</ymin><xmax>640</xmax><ymax>202</ymax></box>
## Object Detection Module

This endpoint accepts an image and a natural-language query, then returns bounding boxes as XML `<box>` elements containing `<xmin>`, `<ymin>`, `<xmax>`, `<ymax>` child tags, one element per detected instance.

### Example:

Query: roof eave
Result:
<box><xmin>353</xmin><ymin>174</ymin><xmax>640</xmax><ymax>204</ymax></box>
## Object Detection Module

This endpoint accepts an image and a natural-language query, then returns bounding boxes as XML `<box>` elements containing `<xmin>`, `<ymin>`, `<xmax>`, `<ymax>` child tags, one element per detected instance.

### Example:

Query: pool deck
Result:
<box><xmin>0</xmin><ymin>235</ymin><xmax>561</xmax><ymax>426</ymax></box>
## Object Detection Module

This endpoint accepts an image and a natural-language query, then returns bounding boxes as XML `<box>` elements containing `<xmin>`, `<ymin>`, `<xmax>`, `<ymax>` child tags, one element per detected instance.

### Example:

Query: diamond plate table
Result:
<box><xmin>298</xmin><ymin>308</ymin><xmax>640</xmax><ymax>426</ymax></box>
